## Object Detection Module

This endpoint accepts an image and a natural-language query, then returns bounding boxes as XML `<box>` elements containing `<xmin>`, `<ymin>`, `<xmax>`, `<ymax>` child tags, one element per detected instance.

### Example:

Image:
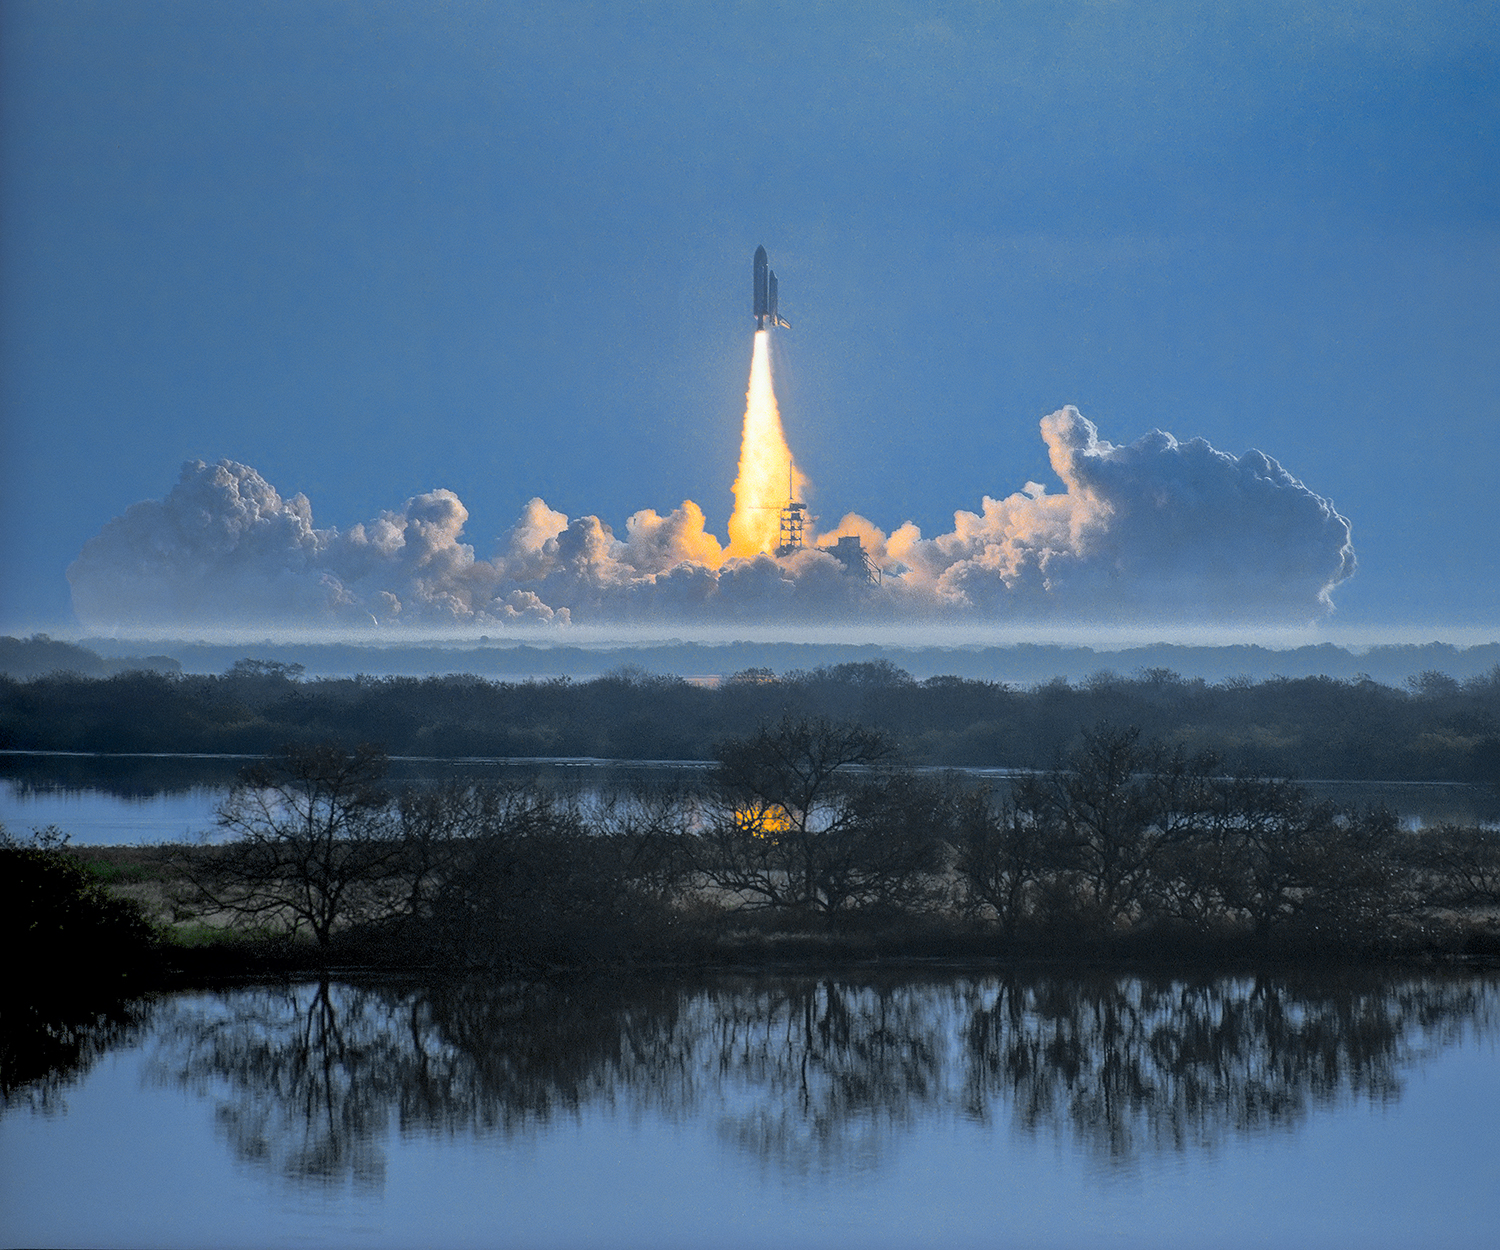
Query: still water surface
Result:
<box><xmin>3</xmin><ymin>970</ymin><xmax>1497</xmax><ymax>1248</ymax></box>
<box><xmin>2</xmin><ymin>752</ymin><xmax>1493</xmax><ymax>844</ymax></box>
<box><xmin>0</xmin><ymin>755</ymin><xmax>716</xmax><ymax>844</ymax></box>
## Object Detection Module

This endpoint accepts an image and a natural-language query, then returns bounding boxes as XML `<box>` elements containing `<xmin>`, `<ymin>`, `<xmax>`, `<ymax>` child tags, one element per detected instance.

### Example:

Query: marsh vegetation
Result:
<box><xmin>10</xmin><ymin>725</ymin><xmax>1493</xmax><ymax>982</ymax></box>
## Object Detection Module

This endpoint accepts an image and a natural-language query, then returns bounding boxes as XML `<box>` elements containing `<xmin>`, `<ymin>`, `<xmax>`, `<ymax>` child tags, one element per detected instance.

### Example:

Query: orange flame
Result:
<box><xmin>727</xmin><ymin>330</ymin><xmax>807</xmax><ymax>556</ymax></box>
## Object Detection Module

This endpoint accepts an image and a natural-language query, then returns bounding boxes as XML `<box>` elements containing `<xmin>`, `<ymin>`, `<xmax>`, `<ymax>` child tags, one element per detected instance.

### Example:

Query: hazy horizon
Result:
<box><xmin>7</xmin><ymin>619</ymin><xmax>1497</xmax><ymax>657</ymax></box>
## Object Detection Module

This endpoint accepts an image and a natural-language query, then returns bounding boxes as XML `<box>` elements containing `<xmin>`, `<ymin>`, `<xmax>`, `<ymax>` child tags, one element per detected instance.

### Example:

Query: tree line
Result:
<box><xmin>4</xmin><ymin>656</ymin><xmax>1500</xmax><ymax>782</ymax></box>
<box><xmin>152</xmin><ymin>720</ymin><xmax>1500</xmax><ymax>968</ymax></box>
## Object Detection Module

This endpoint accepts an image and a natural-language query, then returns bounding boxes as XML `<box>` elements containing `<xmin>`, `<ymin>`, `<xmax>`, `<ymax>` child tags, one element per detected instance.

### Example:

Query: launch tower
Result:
<box><xmin>777</xmin><ymin>499</ymin><xmax>805</xmax><ymax>556</ymax></box>
<box><xmin>775</xmin><ymin>458</ymin><xmax>805</xmax><ymax>556</ymax></box>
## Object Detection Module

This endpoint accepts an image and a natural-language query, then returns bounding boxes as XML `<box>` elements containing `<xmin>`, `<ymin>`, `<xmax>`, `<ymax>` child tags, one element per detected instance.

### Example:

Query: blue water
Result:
<box><xmin>3</xmin><ymin>972</ymin><xmax>1497</xmax><ymax>1249</ymax></box>
<box><xmin>0</xmin><ymin>783</ymin><xmax>218</xmax><ymax>844</ymax></box>
<box><xmin>1</xmin><ymin>757</ymin><xmax>1491</xmax><ymax>844</ymax></box>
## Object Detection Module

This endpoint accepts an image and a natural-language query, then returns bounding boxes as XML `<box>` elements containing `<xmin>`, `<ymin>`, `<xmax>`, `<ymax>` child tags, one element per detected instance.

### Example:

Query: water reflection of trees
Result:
<box><xmin>0</xmin><ymin>752</ymin><xmax>246</xmax><ymax>799</ymax></box>
<box><xmin>694</xmin><ymin>979</ymin><xmax>955</xmax><ymax>1173</ymax></box>
<box><xmin>152</xmin><ymin>983</ymin><xmax>419</xmax><ymax>1187</ymax></box>
<box><xmin>956</xmin><ymin>974</ymin><xmax>1490</xmax><ymax>1162</ymax></box>
<box><xmin>1</xmin><ymin>993</ymin><xmax>154</xmax><ymax>1114</ymax></box>
<box><xmin>145</xmin><ymin>972</ymin><xmax>1497</xmax><ymax>1186</ymax></box>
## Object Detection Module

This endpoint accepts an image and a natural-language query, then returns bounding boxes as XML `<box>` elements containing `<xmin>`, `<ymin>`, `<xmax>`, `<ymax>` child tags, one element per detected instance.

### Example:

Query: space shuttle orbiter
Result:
<box><xmin>753</xmin><ymin>245</ymin><xmax>789</xmax><ymax>330</ymax></box>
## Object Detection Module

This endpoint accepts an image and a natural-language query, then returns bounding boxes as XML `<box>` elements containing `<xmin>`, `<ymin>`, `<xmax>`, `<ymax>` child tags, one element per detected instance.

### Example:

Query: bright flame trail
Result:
<box><xmin>727</xmin><ymin>330</ymin><xmax>806</xmax><ymax>556</ymax></box>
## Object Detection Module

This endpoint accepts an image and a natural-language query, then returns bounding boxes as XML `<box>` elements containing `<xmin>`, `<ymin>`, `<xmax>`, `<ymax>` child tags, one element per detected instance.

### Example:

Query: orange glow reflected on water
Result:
<box><xmin>735</xmin><ymin>800</ymin><xmax>795</xmax><ymax>840</ymax></box>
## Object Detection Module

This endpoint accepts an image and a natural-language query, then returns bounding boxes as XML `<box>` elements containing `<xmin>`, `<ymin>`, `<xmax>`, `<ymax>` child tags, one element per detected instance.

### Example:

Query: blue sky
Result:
<box><xmin>2</xmin><ymin>1</ymin><xmax>1496</xmax><ymax>634</ymax></box>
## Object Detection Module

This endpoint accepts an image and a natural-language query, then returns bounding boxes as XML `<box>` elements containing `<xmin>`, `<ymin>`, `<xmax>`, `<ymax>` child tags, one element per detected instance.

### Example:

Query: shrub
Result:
<box><xmin>0</xmin><ymin>826</ymin><xmax>161</xmax><ymax>989</ymax></box>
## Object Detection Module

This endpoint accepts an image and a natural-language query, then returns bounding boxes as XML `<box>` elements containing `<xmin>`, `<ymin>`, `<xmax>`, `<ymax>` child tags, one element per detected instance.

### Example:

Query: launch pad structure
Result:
<box><xmin>776</xmin><ymin>497</ymin><xmax>805</xmax><ymax>556</ymax></box>
<box><xmin>775</xmin><ymin>496</ymin><xmax>879</xmax><ymax>585</ymax></box>
<box><xmin>829</xmin><ymin>534</ymin><xmax>881</xmax><ymax>585</ymax></box>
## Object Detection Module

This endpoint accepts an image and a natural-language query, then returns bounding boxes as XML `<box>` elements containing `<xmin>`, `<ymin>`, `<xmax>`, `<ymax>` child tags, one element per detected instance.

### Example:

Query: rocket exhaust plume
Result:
<box><xmin>727</xmin><ymin>329</ymin><xmax>806</xmax><ymax>556</ymax></box>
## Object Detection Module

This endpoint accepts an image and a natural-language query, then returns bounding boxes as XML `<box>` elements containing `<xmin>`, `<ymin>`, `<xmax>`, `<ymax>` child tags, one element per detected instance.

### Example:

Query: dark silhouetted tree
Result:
<box><xmin>183</xmin><ymin>742</ymin><xmax>399</xmax><ymax>947</ymax></box>
<box><xmin>955</xmin><ymin>790</ymin><xmax>1058</xmax><ymax>937</ymax></box>
<box><xmin>699</xmin><ymin>716</ymin><xmax>950</xmax><ymax>915</ymax></box>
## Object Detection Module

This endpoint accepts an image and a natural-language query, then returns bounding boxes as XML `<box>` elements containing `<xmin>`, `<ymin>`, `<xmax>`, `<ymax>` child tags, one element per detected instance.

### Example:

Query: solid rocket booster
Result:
<box><xmin>753</xmin><ymin>244</ymin><xmax>789</xmax><ymax>330</ymax></box>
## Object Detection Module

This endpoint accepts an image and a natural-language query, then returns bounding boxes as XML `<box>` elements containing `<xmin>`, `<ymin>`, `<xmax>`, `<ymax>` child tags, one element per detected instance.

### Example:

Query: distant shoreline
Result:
<box><xmin>7</xmin><ymin>631</ymin><xmax>1500</xmax><ymax>685</ymax></box>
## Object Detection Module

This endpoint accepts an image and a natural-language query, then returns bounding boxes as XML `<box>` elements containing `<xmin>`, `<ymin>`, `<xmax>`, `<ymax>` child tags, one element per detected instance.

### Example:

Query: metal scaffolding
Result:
<box><xmin>776</xmin><ymin>499</ymin><xmax>805</xmax><ymax>556</ymax></box>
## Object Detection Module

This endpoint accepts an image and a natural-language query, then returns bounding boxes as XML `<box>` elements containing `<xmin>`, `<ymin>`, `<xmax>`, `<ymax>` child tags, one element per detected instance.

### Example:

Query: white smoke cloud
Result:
<box><xmin>68</xmin><ymin>409</ymin><xmax>1354</xmax><ymax>630</ymax></box>
<box><xmin>885</xmin><ymin>408</ymin><xmax>1355</xmax><ymax>622</ymax></box>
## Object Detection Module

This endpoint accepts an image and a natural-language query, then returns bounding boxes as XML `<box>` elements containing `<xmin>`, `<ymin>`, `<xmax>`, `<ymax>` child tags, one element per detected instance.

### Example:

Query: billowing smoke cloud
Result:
<box><xmin>882</xmin><ymin>408</ymin><xmax>1355</xmax><ymax>621</ymax></box>
<box><xmin>68</xmin><ymin>408</ymin><xmax>1353</xmax><ymax>630</ymax></box>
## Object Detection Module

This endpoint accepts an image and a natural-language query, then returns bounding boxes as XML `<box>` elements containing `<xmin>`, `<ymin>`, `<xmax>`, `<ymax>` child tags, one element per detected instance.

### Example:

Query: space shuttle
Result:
<box><xmin>753</xmin><ymin>245</ymin><xmax>789</xmax><ymax>330</ymax></box>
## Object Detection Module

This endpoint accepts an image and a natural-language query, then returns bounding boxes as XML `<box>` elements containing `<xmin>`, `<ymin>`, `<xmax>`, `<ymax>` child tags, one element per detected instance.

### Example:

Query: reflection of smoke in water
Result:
<box><xmin>727</xmin><ymin>330</ymin><xmax>806</xmax><ymax>557</ymax></box>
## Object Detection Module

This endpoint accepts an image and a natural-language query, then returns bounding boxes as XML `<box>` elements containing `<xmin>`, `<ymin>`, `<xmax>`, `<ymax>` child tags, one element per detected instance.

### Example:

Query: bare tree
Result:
<box><xmin>393</xmin><ymin>779</ymin><xmax>515</xmax><ymax>930</ymax></box>
<box><xmin>697</xmin><ymin>716</ymin><xmax>949</xmax><ymax>915</ymax></box>
<box><xmin>1013</xmin><ymin>726</ymin><xmax>1221</xmax><ymax>932</ymax></box>
<box><xmin>1416</xmin><ymin>823</ymin><xmax>1500</xmax><ymax>916</ymax></box>
<box><xmin>955</xmin><ymin>789</ymin><xmax>1058</xmax><ymax>936</ymax></box>
<box><xmin>589</xmin><ymin>784</ymin><xmax>696</xmax><ymax>905</ymax></box>
<box><xmin>184</xmin><ymin>742</ymin><xmax>400</xmax><ymax>947</ymax></box>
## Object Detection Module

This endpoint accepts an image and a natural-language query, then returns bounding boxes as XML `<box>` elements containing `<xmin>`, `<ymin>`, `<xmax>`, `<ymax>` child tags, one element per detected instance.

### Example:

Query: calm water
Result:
<box><xmin>0</xmin><ymin>755</ymin><xmax>716</xmax><ymax>845</ymax></box>
<box><xmin>2</xmin><ymin>752</ymin><xmax>1493</xmax><ymax>844</ymax></box>
<box><xmin>3</xmin><ymin>970</ymin><xmax>1498</xmax><ymax>1248</ymax></box>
